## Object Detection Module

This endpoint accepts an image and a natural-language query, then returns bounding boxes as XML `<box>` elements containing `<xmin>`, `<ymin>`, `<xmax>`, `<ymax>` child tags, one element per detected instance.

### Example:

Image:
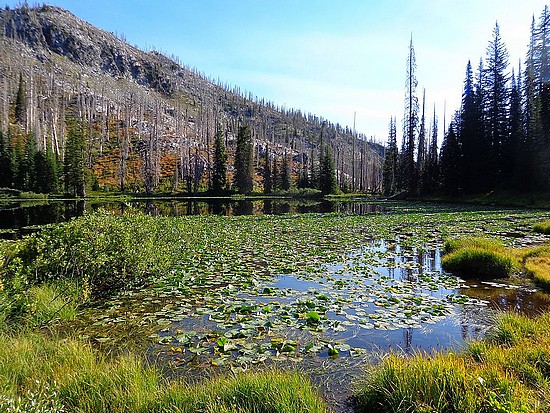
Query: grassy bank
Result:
<box><xmin>0</xmin><ymin>332</ymin><xmax>326</xmax><ymax>413</ymax></box>
<box><xmin>357</xmin><ymin>312</ymin><xmax>550</xmax><ymax>412</ymax></box>
<box><xmin>441</xmin><ymin>231</ymin><xmax>550</xmax><ymax>290</ymax></box>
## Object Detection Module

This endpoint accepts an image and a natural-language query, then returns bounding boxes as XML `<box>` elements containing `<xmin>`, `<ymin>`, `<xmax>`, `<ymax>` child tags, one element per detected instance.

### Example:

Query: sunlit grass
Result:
<box><xmin>534</xmin><ymin>220</ymin><xmax>550</xmax><ymax>234</ymax></box>
<box><xmin>442</xmin><ymin>237</ymin><xmax>515</xmax><ymax>278</ymax></box>
<box><xmin>0</xmin><ymin>333</ymin><xmax>326</xmax><ymax>413</ymax></box>
<box><xmin>357</xmin><ymin>312</ymin><xmax>550</xmax><ymax>413</ymax></box>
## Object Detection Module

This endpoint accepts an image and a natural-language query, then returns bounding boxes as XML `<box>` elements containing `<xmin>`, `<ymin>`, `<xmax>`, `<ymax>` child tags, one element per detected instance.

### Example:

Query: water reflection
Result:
<box><xmin>0</xmin><ymin>198</ymin><xmax>387</xmax><ymax>236</ymax></box>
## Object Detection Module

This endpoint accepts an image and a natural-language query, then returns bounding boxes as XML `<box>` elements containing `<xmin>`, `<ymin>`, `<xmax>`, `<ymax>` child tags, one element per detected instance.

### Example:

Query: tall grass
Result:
<box><xmin>0</xmin><ymin>333</ymin><xmax>326</xmax><ymax>413</ymax></box>
<box><xmin>442</xmin><ymin>237</ymin><xmax>515</xmax><ymax>278</ymax></box>
<box><xmin>533</xmin><ymin>220</ymin><xmax>550</xmax><ymax>234</ymax></box>
<box><xmin>357</xmin><ymin>312</ymin><xmax>550</xmax><ymax>412</ymax></box>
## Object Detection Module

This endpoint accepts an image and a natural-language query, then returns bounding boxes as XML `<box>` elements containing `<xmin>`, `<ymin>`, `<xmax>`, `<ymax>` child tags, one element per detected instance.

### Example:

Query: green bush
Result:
<box><xmin>442</xmin><ymin>247</ymin><xmax>513</xmax><ymax>278</ymax></box>
<box><xmin>1</xmin><ymin>209</ymin><xmax>174</xmax><ymax>296</ymax></box>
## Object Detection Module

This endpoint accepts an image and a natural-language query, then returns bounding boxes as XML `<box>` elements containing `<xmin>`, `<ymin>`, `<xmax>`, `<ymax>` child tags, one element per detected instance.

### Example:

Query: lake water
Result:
<box><xmin>0</xmin><ymin>197</ymin><xmax>384</xmax><ymax>238</ymax></box>
<box><xmin>3</xmin><ymin>198</ymin><xmax>549</xmax><ymax>412</ymax></box>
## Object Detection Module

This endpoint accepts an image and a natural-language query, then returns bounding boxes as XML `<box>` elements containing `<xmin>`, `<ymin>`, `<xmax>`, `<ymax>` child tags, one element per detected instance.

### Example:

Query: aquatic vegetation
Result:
<box><xmin>356</xmin><ymin>312</ymin><xmax>550</xmax><ymax>413</ymax></box>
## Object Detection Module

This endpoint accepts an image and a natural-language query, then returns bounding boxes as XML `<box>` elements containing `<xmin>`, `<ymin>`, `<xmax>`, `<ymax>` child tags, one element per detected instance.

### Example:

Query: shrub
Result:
<box><xmin>1</xmin><ymin>209</ymin><xmax>174</xmax><ymax>296</ymax></box>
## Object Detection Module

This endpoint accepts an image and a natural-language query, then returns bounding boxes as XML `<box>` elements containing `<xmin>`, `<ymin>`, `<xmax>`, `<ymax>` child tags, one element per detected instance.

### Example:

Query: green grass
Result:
<box><xmin>534</xmin><ymin>220</ymin><xmax>550</xmax><ymax>234</ymax></box>
<box><xmin>0</xmin><ymin>333</ymin><xmax>326</xmax><ymax>413</ymax></box>
<box><xmin>356</xmin><ymin>312</ymin><xmax>550</xmax><ymax>413</ymax></box>
<box><xmin>442</xmin><ymin>237</ymin><xmax>515</xmax><ymax>278</ymax></box>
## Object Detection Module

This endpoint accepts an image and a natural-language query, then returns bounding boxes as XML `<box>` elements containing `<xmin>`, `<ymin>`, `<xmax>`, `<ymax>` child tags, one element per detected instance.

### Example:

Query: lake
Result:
<box><xmin>3</xmin><ymin>198</ymin><xmax>550</xmax><ymax>411</ymax></box>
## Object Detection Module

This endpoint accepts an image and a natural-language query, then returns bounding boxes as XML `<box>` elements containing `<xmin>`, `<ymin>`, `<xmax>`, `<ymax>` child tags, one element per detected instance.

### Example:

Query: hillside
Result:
<box><xmin>0</xmin><ymin>4</ymin><xmax>382</xmax><ymax>194</ymax></box>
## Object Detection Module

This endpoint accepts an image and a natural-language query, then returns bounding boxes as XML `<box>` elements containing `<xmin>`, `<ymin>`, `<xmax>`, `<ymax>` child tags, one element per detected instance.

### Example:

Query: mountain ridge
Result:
<box><xmin>0</xmin><ymin>4</ymin><xmax>382</xmax><ymax>193</ymax></box>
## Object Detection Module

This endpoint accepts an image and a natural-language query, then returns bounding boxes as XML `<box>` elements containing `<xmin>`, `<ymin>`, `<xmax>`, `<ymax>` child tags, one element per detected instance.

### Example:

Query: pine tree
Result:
<box><xmin>382</xmin><ymin>117</ymin><xmax>398</xmax><ymax>196</ymax></box>
<box><xmin>34</xmin><ymin>147</ymin><xmax>59</xmax><ymax>193</ymax></box>
<box><xmin>0</xmin><ymin>131</ymin><xmax>11</xmax><ymax>188</ymax></box>
<box><xmin>20</xmin><ymin>132</ymin><xmax>37</xmax><ymax>191</ymax></box>
<box><xmin>64</xmin><ymin>119</ymin><xmax>87</xmax><ymax>197</ymax></box>
<box><xmin>440</xmin><ymin>123</ymin><xmax>461</xmax><ymax>195</ymax></box>
<box><xmin>424</xmin><ymin>106</ymin><xmax>439</xmax><ymax>194</ymax></box>
<box><xmin>281</xmin><ymin>152</ymin><xmax>291</xmax><ymax>191</ymax></box>
<box><xmin>212</xmin><ymin>128</ymin><xmax>227</xmax><ymax>194</ymax></box>
<box><xmin>319</xmin><ymin>145</ymin><xmax>337</xmax><ymax>195</ymax></box>
<box><xmin>459</xmin><ymin>60</ymin><xmax>485</xmax><ymax>193</ymax></box>
<box><xmin>506</xmin><ymin>69</ymin><xmax>523</xmax><ymax>187</ymax></box>
<box><xmin>263</xmin><ymin>146</ymin><xmax>272</xmax><ymax>194</ymax></box>
<box><xmin>417</xmin><ymin>89</ymin><xmax>427</xmax><ymax>193</ymax></box>
<box><xmin>399</xmin><ymin>36</ymin><xmax>419</xmax><ymax>193</ymax></box>
<box><xmin>14</xmin><ymin>73</ymin><xmax>26</xmax><ymax>126</ymax></box>
<box><xmin>483</xmin><ymin>22</ymin><xmax>510</xmax><ymax>187</ymax></box>
<box><xmin>233</xmin><ymin>125</ymin><xmax>254</xmax><ymax>194</ymax></box>
<box><xmin>272</xmin><ymin>159</ymin><xmax>281</xmax><ymax>191</ymax></box>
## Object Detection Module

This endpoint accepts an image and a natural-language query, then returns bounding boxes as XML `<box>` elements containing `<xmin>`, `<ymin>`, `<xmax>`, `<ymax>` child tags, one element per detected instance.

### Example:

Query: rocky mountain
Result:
<box><xmin>0</xmin><ymin>4</ymin><xmax>382</xmax><ymax>193</ymax></box>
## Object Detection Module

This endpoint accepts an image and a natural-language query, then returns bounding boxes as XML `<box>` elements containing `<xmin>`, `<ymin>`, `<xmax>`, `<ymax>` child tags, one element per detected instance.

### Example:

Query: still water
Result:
<box><xmin>0</xmin><ymin>198</ymin><xmax>384</xmax><ymax>237</ymax></box>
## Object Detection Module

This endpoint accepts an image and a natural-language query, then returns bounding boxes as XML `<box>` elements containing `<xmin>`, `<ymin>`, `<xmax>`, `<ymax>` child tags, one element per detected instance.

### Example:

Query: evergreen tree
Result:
<box><xmin>263</xmin><ymin>146</ymin><xmax>272</xmax><ymax>194</ymax></box>
<box><xmin>382</xmin><ymin>117</ymin><xmax>398</xmax><ymax>196</ymax></box>
<box><xmin>20</xmin><ymin>132</ymin><xmax>37</xmax><ymax>191</ymax></box>
<box><xmin>64</xmin><ymin>119</ymin><xmax>87</xmax><ymax>197</ymax></box>
<box><xmin>424</xmin><ymin>106</ymin><xmax>439</xmax><ymax>194</ymax></box>
<box><xmin>506</xmin><ymin>69</ymin><xmax>523</xmax><ymax>187</ymax></box>
<box><xmin>0</xmin><ymin>131</ymin><xmax>11</xmax><ymax>188</ymax></box>
<box><xmin>399</xmin><ymin>36</ymin><xmax>419</xmax><ymax>193</ymax></box>
<box><xmin>536</xmin><ymin>6</ymin><xmax>550</xmax><ymax>190</ymax></box>
<box><xmin>34</xmin><ymin>147</ymin><xmax>59</xmax><ymax>193</ymax></box>
<box><xmin>440</xmin><ymin>123</ymin><xmax>461</xmax><ymax>195</ymax></box>
<box><xmin>483</xmin><ymin>22</ymin><xmax>510</xmax><ymax>187</ymax></box>
<box><xmin>281</xmin><ymin>152</ymin><xmax>291</xmax><ymax>191</ymax></box>
<box><xmin>272</xmin><ymin>159</ymin><xmax>281</xmax><ymax>191</ymax></box>
<box><xmin>319</xmin><ymin>145</ymin><xmax>337</xmax><ymax>195</ymax></box>
<box><xmin>459</xmin><ymin>60</ymin><xmax>486</xmax><ymax>193</ymax></box>
<box><xmin>417</xmin><ymin>89</ymin><xmax>427</xmax><ymax>193</ymax></box>
<box><xmin>211</xmin><ymin>129</ymin><xmax>227</xmax><ymax>194</ymax></box>
<box><xmin>233</xmin><ymin>125</ymin><xmax>254</xmax><ymax>194</ymax></box>
<box><xmin>15</xmin><ymin>73</ymin><xmax>26</xmax><ymax>126</ymax></box>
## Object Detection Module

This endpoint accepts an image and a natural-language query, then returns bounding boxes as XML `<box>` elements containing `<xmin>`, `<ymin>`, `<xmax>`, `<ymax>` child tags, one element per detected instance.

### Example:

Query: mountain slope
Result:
<box><xmin>0</xmin><ymin>4</ymin><xmax>382</xmax><ymax>193</ymax></box>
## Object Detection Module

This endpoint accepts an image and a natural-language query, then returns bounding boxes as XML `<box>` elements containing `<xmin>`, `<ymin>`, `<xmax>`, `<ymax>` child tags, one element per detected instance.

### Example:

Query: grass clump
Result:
<box><xmin>0</xmin><ymin>333</ymin><xmax>326</xmax><ymax>413</ymax></box>
<box><xmin>357</xmin><ymin>312</ymin><xmax>550</xmax><ymax>413</ymax></box>
<box><xmin>533</xmin><ymin>220</ymin><xmax>550</xmax><ymax>234</ymax></box>
<box><xmin>525</xmin><ymin>253</ymin><xmax>550</xmax><ymax>290</ymax></box>
<box><xmin>442</xmin><ymin>237</ymin><xmax>514</xmax><ymax>278</ymax></box>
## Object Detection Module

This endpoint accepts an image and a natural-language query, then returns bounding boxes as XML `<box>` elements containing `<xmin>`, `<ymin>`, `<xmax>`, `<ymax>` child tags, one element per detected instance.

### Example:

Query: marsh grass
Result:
<box><xmin>534</xmin><ymin>220</ymin><xmax>550</xmax><ymax>234</ymax></box>
<box><xmin>0</xmin><ymin>333</ymin><xmax>326</xmax><ymax>413</ymax></box>
<box><xmin>357</xmin><ymin>312</ymin><xmax>550</xmax><ymax>413</ymax></box>
<box><xmin>442</xmin><ymin>237</ymin><xmax>515</xmax><ymax>278</ymax></box>
<box><xmin>442</xmin><ymin>236</ymin><xmax>550</xmax><ymax>284</ymax></box>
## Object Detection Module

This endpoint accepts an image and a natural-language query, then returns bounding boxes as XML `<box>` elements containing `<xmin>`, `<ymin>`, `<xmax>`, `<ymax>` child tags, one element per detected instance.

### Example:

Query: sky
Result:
<box><xmin>5</xmin><ymin>1</ymin><xmax>549</xmax><ymax>142</ymax></box>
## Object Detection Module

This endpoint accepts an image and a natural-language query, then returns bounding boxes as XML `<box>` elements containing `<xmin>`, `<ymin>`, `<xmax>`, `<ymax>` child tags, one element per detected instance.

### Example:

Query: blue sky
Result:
<box><xmin>5</xmin><ymin>1</ymin><xmax>549</xmax><ymax>142</ymax></box>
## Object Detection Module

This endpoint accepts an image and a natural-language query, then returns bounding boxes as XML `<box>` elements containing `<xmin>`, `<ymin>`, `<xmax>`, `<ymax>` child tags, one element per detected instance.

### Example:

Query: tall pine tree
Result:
<box><xmin>233</xmin><ymin>125</ymin><xmax>254</xmax><ymax>194</ymax></box>
<box><xmin>212</xmin><ymin>128</ymin><xmax>227</xmax><ymax>194</ymax></box>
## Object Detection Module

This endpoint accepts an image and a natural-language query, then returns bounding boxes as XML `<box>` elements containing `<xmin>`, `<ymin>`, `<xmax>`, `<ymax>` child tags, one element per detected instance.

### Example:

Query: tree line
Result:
<box><xmin>383</xmin><ymin>6</ymin><xmax>550</xmax><ymax>197</ymax></box>
<box><xmin>0</xmin><ymin>73</ymin><xmax>338</xmax><ymax>196</ymax></box>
